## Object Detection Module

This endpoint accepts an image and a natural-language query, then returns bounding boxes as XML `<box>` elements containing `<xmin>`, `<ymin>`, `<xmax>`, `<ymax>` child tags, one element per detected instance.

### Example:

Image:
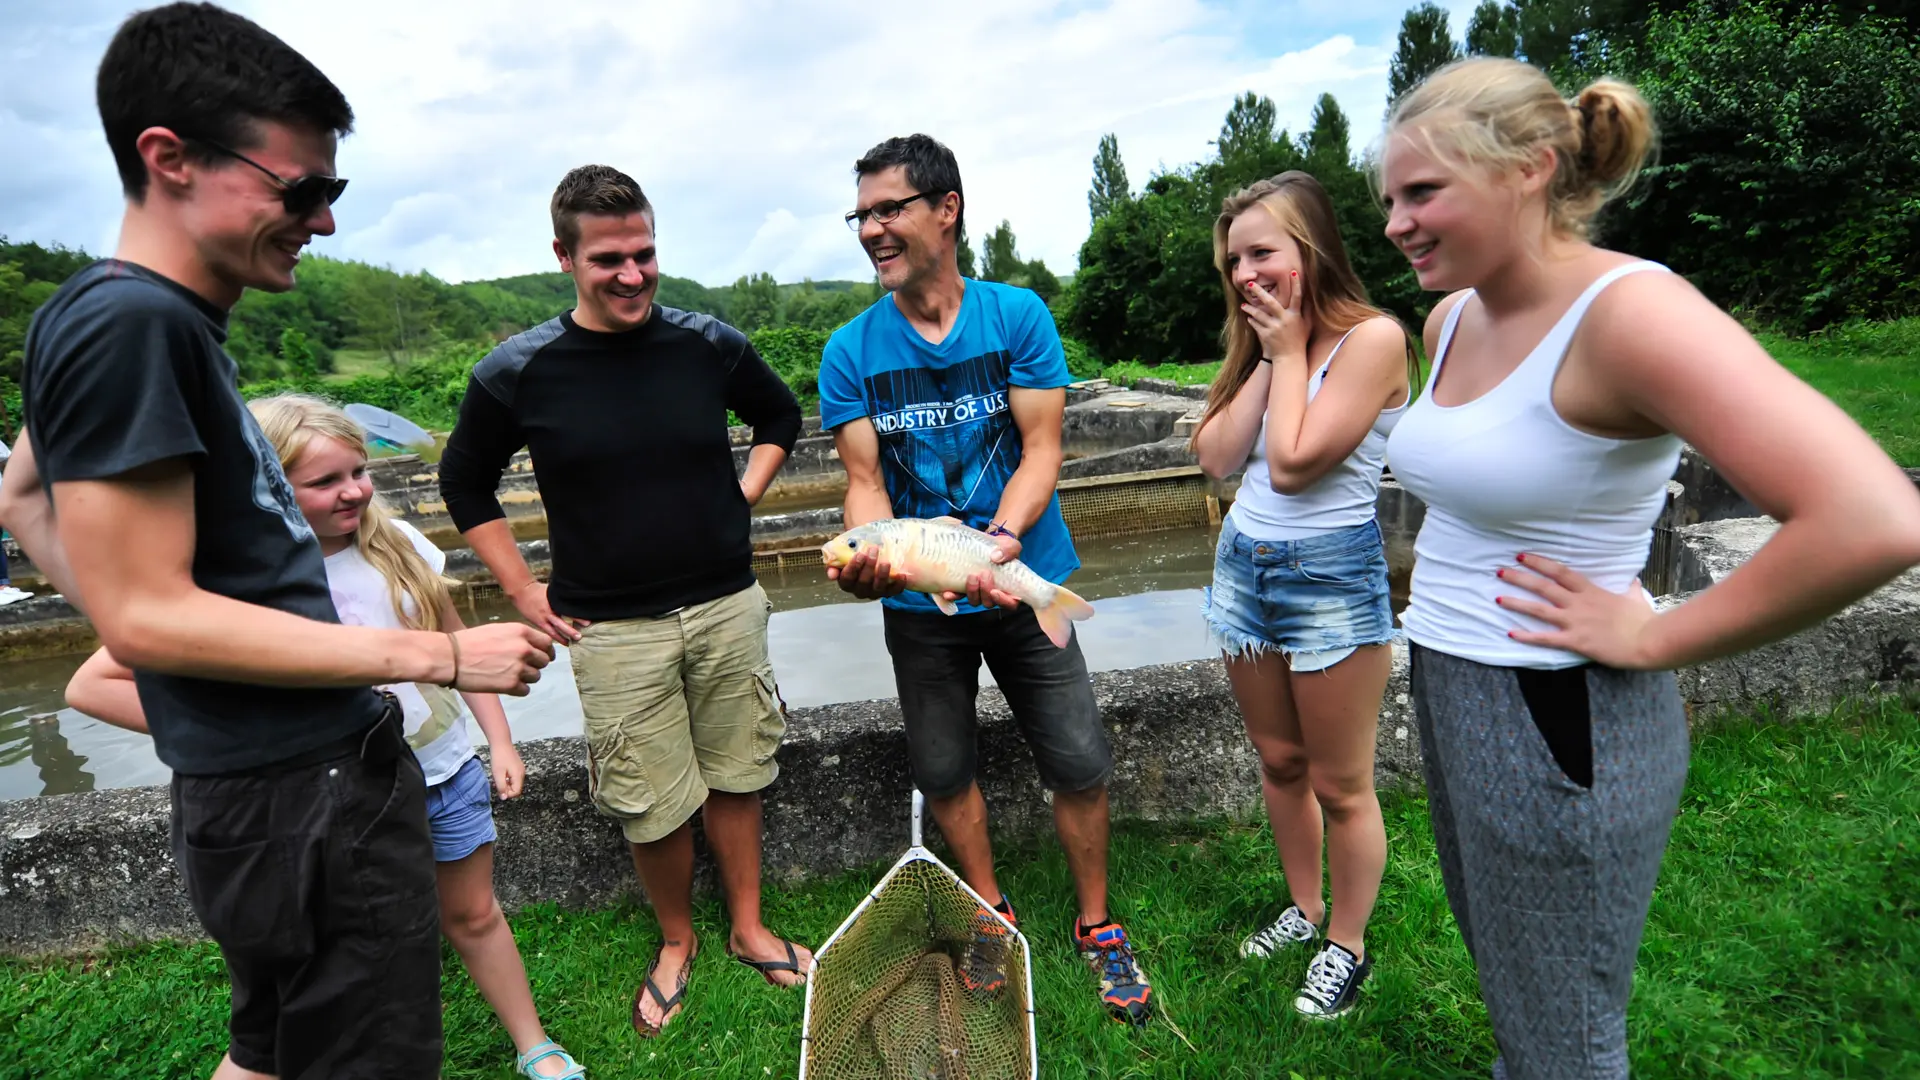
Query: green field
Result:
<box><xmin>7</xmin><ymin>696</ymin><xmax>1916</xmax><ymax>1078</ymax></box>
<box><xmin>323</xmin><ymin>347</ymin><xmax>406</xmax><ymax>382</ymax></box>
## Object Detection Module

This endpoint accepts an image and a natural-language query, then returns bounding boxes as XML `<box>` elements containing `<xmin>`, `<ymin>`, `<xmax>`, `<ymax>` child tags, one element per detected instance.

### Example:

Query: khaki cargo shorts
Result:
<box><xmin>570</xmin><ymin>581</ymin><xmax>789</xmax><ymax>845</ymax></box>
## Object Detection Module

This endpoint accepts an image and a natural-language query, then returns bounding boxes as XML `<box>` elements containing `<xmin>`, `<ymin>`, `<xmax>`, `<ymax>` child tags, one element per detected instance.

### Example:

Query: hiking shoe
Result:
<box><xmin>1239</xmin><ymin>904</ymin><xmax>1320</xmax><ymax>958</ymax></box>
<box><xmin>1075</xmin><ymin>919</ymin><xmax>1153</xmax><ymax>1026</ymax></box>
<box><xmin>0</xmin><ymin>586</ymin><xmax>30</xmax><ymax>607</ymax></box>
<box><xmin>959</xmin><ymin>894</ymin><xmax>1018</xmax><ymax>994</ymax></box>
<box><xmin>1294</xmin><ymin>942</ymin><xmax>1371</xmax><ymax>1019</ymax></box>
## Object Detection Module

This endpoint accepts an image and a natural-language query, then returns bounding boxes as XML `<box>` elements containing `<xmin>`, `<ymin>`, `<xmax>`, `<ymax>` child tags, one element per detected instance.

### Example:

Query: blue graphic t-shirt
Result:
<box><xmin>819</xmin><ymin>279</ymin><xmax>1079</xmax><ymax>614</ymax></box>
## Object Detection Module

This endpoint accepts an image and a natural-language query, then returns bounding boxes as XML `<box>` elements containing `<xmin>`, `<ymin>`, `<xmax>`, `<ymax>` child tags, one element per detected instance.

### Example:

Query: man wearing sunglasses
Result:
<box><xmin>0</xmin><ymin>5</ymin><xmax>553</xmax><ymax>1078</ymax></box>
<box><xmin>819</xmin><ymin>134</ymin><xmax>1155</xmax><ymax>1027</ymax></box>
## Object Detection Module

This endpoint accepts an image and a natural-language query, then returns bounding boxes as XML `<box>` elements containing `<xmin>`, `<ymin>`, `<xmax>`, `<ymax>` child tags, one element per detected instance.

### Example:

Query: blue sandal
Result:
<box><xmin>516</xmin><ymin>1040</ymin><xmax>587</xmax><ymax>1079</ymax></box>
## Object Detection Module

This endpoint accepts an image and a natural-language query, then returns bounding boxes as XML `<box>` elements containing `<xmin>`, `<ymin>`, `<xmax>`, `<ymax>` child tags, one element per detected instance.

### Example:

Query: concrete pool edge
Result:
<box><xmin>4</xmin><ymin>517</ymin><xmax>1917</xmax><ymax>955</ymax></box>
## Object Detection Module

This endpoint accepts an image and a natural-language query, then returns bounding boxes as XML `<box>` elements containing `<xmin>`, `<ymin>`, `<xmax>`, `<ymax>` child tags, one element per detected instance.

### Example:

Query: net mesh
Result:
<box><xmin>802</xmin><ymin>857</ymin><xmax>1034</xmax><ymax>1080</ymax></box>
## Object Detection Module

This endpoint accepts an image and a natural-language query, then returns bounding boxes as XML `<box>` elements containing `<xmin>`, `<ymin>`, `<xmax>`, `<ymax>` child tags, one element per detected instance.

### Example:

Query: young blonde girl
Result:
<box><xmin>68</xmin><ymin>394</ymin><xmax>587</xmax><ymax>1080</ymax></box>
<box><xmin>1190</xmin><ymin>171</ymin><xmax>1420</xmax><ymax>1018</ymax></box>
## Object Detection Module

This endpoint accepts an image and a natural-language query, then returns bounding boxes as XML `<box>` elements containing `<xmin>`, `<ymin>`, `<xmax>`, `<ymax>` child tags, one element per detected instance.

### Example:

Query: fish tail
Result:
<box><xmin>1032</xmin><ymin>583</ymin><xmax>1096</xmax><ymax>648</ymax></box>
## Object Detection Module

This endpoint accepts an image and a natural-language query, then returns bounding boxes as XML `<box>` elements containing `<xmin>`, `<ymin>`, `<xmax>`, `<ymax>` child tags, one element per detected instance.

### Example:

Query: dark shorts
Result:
<box><xmin>170</xmin><ymin>703</ymin><xmax>443</xmax><ymax>1079</ymax></box>
<box><xmin>882</xmin><ymin>602</ymin><xmax>1113</xmax><ymax>799</ymax></box>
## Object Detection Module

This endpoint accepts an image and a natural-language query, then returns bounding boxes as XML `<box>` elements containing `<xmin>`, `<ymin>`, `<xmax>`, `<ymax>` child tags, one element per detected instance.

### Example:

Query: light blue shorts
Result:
<box><xmin>423</xmin><ymin>755</ymin><xmax>497</xmax><ymax>863</ymax></box>
<box><xmin>1202</xmin><ymin>517</ymin><xmax>1397</xmax><ymax>672</ymax></box>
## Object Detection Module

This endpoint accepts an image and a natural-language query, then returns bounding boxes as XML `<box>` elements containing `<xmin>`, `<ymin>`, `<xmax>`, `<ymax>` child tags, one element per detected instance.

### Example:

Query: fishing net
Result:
<box><xmin>800</xmin><ymin>812</ymin><xmax>1036</xmax><ymax>1080</ymax></box>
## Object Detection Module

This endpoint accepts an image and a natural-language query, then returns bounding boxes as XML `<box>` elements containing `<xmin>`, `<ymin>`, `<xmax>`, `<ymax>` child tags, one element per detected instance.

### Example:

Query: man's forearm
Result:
<box><xmin>991</xmin><ymin>446</ymin><xmax>1064</xmax><ymax>536</ymax></box>
<box><xmin>106</xmin><ymin>586</ymin><xmax>457</xmax><ymax>688</ymax></box>
<box><xmin>0</xmin><ymin>432</ymin><xmax>81</xmax><ymax>601</ymax></box>
<box><xmin>844</xmin><ymin>477</ymin><xmax>894</xmax><ymax>528</ymax></box>
<box><xmin>462</xmin><ymin>518</ymin><xmax>540</xmax><ymax>595</ymax></box>
<box><xmin>740</xmin><ymin>444</ymin><xmax>789</xmax><ymax>505</ymax></box>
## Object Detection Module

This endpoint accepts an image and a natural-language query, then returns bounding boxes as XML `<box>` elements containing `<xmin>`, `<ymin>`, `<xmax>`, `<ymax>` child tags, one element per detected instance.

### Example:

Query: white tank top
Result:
<box><xmin>1386</xmin><ymin>261</ymin><xmax>1683</xmax><ymax>669</ymax></box>
<box><xmin>1229</xmin><ymin>323</ymin><xmax>1410</xmax><ymax>540</ymax></box>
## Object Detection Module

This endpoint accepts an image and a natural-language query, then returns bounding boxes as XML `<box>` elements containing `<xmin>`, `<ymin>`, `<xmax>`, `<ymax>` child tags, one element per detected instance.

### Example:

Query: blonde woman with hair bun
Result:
<box><xmin>1377</xmin><ymin>56</ymin><xmax>1920</xmax><ymax>1079</ymax></box>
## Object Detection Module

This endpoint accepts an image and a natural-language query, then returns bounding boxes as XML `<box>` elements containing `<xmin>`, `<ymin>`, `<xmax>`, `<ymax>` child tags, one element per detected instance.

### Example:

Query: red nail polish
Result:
<box><xmin>1507</xmin><ymin>631</ymin><xmax>1516</xmax><ymax>638</ymax></box>
<box><xmin>1516</xmin><ymin>553</ymin><xmax>1527</xmax><ymax>562</ymax></box>
<box><xmin>1495</xmin><ymin>569</ymin><xmax>1505</xmax><ymax>578</ymax></box>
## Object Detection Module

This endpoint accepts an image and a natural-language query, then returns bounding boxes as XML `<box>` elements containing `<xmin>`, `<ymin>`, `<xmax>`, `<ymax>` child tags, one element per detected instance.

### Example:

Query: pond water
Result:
<box><xmin>3</xmin><ymin>527</ymin><xmax>1301</xmax><ymax>801</ymax></box>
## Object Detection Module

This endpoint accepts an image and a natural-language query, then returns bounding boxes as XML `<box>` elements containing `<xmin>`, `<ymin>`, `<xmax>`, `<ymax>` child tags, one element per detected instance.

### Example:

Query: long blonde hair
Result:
<box><xmin>1379</xmin><ymin>56</ymin><xmax>1655</xmax><ymax>238</ymax></box>
<box><xmin>248</xmin><ymin>394</ymin><xmax>451</xmax><ymax>632</ymax></box>
<box><xmin>1192</xmin><ymin>171</ymin><xmax>1416</xmax><ymax>446</ymax></box>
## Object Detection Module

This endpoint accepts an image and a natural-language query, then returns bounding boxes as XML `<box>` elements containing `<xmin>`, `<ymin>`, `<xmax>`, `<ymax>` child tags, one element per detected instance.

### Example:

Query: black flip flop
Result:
<box><xmin>728</xmin><ymin>937</ymin><xmax>809</xmax><ymax>987</ymax></box>
<box><xmin>632</xmin><ymin>945</ymin><xmax>694</xmax><ymax>1038</ymax></box>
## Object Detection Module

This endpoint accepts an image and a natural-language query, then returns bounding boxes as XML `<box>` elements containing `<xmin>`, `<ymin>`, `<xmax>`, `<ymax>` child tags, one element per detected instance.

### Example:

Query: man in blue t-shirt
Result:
<box><xmin>818</xmin><ymin>133</ymin><xmax>1152</xmax><ymax>1026</ymax></box>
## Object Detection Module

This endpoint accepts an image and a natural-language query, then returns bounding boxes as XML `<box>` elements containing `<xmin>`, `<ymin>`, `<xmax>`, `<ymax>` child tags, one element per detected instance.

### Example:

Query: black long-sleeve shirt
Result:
<box><xmin>439</xmin><ymin>306</ymin><xmax>802</xmax><ymax>620</ymax></box>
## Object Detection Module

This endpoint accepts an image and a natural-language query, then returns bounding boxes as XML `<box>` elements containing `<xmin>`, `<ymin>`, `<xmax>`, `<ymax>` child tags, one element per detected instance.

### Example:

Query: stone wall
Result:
<box><xmin>6</xmin><ymin>516</ymin><xmax>1917</xmax><ymax>954</ymax></box>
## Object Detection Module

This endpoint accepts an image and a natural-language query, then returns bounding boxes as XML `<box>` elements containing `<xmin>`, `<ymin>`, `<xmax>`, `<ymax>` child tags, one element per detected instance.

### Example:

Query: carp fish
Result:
<box><xmin>821</xmin><ymin>517</ymin><xmax>1095</xmax><ymax>648</ymax></box>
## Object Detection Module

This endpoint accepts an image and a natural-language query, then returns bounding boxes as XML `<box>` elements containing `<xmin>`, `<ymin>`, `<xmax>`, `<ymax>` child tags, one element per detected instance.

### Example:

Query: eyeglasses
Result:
<box><xmin>196</xmin><ymin>139</ymin><xmax>349</xmax><ymax>216</ymax></box>
<box><xmin>844</xmin><ymin>190</ymin><xmax>941</xmax><ymax>231</ymax></box>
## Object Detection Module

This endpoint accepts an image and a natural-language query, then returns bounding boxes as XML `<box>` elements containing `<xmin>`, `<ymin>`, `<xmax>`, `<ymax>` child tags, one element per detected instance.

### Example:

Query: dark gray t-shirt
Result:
<box><xmin>23</xmin><ymin>260</ymin><xmax>384</xmax><ymax>774</ymax></box>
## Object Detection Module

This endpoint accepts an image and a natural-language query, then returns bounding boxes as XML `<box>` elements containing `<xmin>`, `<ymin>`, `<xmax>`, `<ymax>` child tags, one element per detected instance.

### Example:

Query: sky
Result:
<box><xmin>0</xmin><ymin>0</ymin><xmax>1480</xmax><ymax>288</ymax></box>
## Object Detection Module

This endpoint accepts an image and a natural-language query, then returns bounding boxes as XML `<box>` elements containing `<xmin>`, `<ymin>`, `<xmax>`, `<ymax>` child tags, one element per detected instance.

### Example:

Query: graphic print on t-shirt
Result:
<box><xmin>239</xmin><ymin>410</ymin><xmax>314</xmax><ymax>544</ymax></box>
<box><xmin>865</xmin><ymin>349</ymin><xmax>1018</xmax><ymax>519</ymax></box>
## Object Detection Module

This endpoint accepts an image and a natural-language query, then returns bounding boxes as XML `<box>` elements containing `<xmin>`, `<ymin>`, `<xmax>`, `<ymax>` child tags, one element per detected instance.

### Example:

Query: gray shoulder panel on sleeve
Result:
<box><xmin>655</xmin><ymin>305</ymin><xmax>750</xmax><ymax>371</ymax></box>
<box><xmin>472</xmin><ymin>316</ymin><xmax>567</xmax><ymax>406</ymax></box>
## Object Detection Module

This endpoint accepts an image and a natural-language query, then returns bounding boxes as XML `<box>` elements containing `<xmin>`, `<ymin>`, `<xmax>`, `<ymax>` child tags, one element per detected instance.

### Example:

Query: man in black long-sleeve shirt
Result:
<box><xmin>439</xmin><ymin>165</ymin><xmax>809</xmax><ymax>1037</ymax></box>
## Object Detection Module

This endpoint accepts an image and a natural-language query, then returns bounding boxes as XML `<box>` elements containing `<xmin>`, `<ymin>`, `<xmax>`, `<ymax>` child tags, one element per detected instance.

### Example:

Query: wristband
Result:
<box><xmin>443</xmin><ymin>631</ymin><xmax>461</xmax><ymax>688</ymax></box>
<box><xmin>986</xmin><ymin>521</ymin><xmax>1017</xmax><ymax>540</ymax></box>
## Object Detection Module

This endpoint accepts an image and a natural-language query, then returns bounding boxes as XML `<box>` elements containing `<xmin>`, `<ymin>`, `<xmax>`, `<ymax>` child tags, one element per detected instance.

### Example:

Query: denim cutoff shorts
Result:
<box><xmin>424</xmin><ymin>755</ymin><xmax>497</xmax><ymax>862</ymax></box>
<box><xmin>1202</xmin><ymin>517</ymin><xmax>1396</xmax><ymax>671</ymax></box>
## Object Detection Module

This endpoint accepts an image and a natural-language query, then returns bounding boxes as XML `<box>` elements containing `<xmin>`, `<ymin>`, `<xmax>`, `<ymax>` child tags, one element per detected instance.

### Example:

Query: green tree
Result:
<box><xmin>278</xmin><ymin>327</ymin><xmax>322</xmax><ymax>379</ymax></box>
<box><xmin>1389</xmin><ymin>3</ymin><xmax>1463</xmax><ymax>103</ymax></box>
<box><xmin>981</xmin><ymin>221</ymin><xmax>1022</xmax><ymax>285</ymax></box>
<box><xmin>729</xmin><ymin>272</ymin><xmax>782</xmax><ymax>332</ymax></box>
<box><xmin>1216</xmin><ymin>92</ymin><xmax>1279</xmax><ymax>163</ymax></box>
<box><xmin>1089</xmin><ymin>133</ymin><xmax>1132</xmax><ymax>223</ymax></box>
<box><xmin>1020</xmin><ymin>258</ymin><xmax>1062</xmax><ymax>304</ymax></box>
<box><xmin>956</xmin><ymin>241</ymin><xmax>977</xmax><ymax>278</ymax></box>
<box><xmin>1303</xmin><ymin>93</ymin><xmax>1353</xmax><ymax>168</ymax></box>
<box><xmin>1467</xmin><ymin>0</ymin><xmax>1523</xmax><ymax>56</ymax></box>
<box><xmin>1611</xmin><ymin>1</ymin><xmax>1920</xmax><ymax>326</ymax></box>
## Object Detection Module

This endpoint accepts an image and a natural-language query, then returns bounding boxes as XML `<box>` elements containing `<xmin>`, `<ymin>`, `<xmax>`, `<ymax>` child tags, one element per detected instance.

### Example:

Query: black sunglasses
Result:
<box><xmin>196</xmin><ymin>139</ymin><xmax>349</xmax><ymax>216</ymax></box>
<box><xmin>844</xmin><ymin>190</ymin><xmax>942</xmax><ymax>231</ymax></box>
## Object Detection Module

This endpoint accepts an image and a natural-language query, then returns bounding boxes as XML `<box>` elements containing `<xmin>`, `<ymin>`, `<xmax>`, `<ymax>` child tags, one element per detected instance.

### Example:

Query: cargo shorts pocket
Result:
<box><xmin>584</xmin><ymin>718</ymin><xmax>658</xmax><ymax>819</ymax></box>
<box><xmin>749</xmin><ymin>663</ymin><xmax>789</xmax><ymax>765</ymax></box>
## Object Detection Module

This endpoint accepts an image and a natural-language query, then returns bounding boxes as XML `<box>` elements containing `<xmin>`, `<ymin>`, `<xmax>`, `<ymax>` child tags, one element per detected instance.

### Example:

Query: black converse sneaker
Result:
<box><xmin>1239</xmin><ymin>904</ymin><xmax>1320</xmax><ymax>959</ymax></box>
<box><xmin>1293</xmin><ymin>941</ymin><xmax>1370</xmax><ymax>1019</ymax></box>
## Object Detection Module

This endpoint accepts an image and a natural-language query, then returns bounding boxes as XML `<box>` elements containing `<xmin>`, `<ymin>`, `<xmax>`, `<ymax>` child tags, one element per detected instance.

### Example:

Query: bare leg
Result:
<box><xmin>1051</xmin><ymin>784</ymin><xmax>1112</xmax><ymax>926</ymax></box>
<box><xmin>703</xmin><ymin>789</ymin><xmax>812</xmax><ymax>985</ymax></box>
<box><xmin>437</xmin><ymin>844</ymin><xmax>571</xmax><ymax>1075</ymax></box>
<box><xmin>1289</xmin><ymin>645</ymin><xmax>1392</xmax><ymax>958</ymax></box>
<box><xmin>1225</xmin><ymin>651</ymin><xmax>1325</xmax><ymax>924</ymax></box>
<box><xmin>629</xmin><ymin>823</ymin><xmax>698</xmax><ymax>1031</ymax></box>
<box><xmin>210</xmin><ymin>1056</ymin><xmax>273</xmax><ymax>1080</ymax></box>
<box><xmin>928</xmin><ymin>782</ymin><xmax>1004</xmax><ymax>907</ymax></box>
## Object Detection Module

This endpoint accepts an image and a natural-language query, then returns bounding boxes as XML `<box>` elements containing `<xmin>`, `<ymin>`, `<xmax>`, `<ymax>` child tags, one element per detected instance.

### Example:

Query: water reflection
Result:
<box><xmin>0</xmin><ymin>526</ymin><xmax>1255</xmax><ymax>800</ymax></box>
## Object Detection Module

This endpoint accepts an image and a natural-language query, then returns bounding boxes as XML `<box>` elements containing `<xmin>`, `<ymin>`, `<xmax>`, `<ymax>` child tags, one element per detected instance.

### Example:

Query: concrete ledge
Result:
<box><xmin>0</xmin><ymin>657</ymin><xmax>1421</xmax><ymax>954</ymax></box>
<box><xmin>10</xmin><ymin>512</ymin><xmax>1918</xmax><ymax>953</ymax></box>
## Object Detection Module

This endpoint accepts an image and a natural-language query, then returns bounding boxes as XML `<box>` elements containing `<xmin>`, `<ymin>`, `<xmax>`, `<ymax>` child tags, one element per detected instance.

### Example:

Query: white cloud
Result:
<box><xmin>0</xmin><ymin>0</ymin><xmax>1445</xmax><ymax>286</ymax></box>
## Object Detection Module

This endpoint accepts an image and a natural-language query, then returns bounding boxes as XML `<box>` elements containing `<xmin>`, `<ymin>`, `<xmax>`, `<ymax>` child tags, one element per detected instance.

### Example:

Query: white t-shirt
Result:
<box><xmin>324</xmin><ymin>518</ymin><xmax>476</xmax><ymax>786</ymax></box>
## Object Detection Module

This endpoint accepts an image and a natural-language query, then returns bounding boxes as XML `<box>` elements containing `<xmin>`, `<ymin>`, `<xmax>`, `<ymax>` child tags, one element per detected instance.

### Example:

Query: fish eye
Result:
<box><xmin>848</xmin><ymin>540</ymin><xmax>860</xmax><ymax>550</ymax></box>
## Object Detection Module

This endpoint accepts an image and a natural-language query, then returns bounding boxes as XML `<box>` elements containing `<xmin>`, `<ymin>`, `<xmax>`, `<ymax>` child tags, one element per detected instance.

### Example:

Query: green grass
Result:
<box><xmin>322</xmin><ymin>347</ymin><xmax>399</xmax><ymax>382</ymax></box>
<box><xmin>1762</xmin><ymin>319</ymin><xmax>1920</xmax><ymax>467</ymax></box>
<box><xmin>6</xmin><ymin>697</ymin><xmax>1917</xmax><ymax>1078</ymax></box>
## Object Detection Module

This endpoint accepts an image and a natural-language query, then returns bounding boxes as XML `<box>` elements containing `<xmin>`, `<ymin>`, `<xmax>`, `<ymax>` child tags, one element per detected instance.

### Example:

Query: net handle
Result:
<box><xmin>910</xmin><ymin>787</ymin><xmax>925</xmax><ymax>848</ymax></box>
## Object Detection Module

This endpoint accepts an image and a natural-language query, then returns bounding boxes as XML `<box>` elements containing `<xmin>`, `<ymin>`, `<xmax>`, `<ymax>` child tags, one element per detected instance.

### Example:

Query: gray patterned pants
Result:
<box><xmin>1410</xmin><ymin>644</ymin><xmax>1690</xmax><ymax>1080</ymax></box>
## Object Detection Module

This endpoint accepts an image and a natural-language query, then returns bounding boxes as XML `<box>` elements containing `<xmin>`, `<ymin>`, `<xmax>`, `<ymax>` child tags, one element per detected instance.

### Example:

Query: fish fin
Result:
<box><xmin>1032</xmin><ymin>584</ymin><xmax>1096</xmax><ymax>648</ymax></box>
<box><xmin>932</xmin><ymin>593</ymin><xmax>960</xmax><ymax>616</ymax></box>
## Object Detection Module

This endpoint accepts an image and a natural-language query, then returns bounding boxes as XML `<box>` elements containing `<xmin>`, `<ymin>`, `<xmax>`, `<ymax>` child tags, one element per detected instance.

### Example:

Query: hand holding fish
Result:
<box><xmin>822</xmin><ymin>517</ymin><xmax>1095</xmax><ymax>647</ymax></box>
<box><xmin>930</xmin><ymin>516</ymin><xmax>1021</xmax><ymax>610</ymax></box>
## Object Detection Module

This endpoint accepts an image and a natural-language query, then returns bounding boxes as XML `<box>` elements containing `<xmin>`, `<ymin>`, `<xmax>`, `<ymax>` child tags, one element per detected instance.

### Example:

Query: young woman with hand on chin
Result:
<box><xmin>1376</xmin><ymin>57</ymin><xmax>1920</xmax><ymax>1080</ymax></box>
<box><xmin>1191</xmin><ymin>172</ymin><xmax>1420</xmax><ymax>1020</ymax></box>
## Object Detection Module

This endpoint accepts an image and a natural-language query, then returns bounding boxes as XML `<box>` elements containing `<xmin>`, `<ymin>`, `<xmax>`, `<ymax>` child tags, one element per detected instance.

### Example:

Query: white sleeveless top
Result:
<box><xmin>1229</xmin><ymin>324</ymin><xmax>1410</xmax><ymax>540</ymax></box>
<box><xmin>1385</xmin><ymin>261</ymin><xmax>1683</xmax><ymax>669</ymax></box>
